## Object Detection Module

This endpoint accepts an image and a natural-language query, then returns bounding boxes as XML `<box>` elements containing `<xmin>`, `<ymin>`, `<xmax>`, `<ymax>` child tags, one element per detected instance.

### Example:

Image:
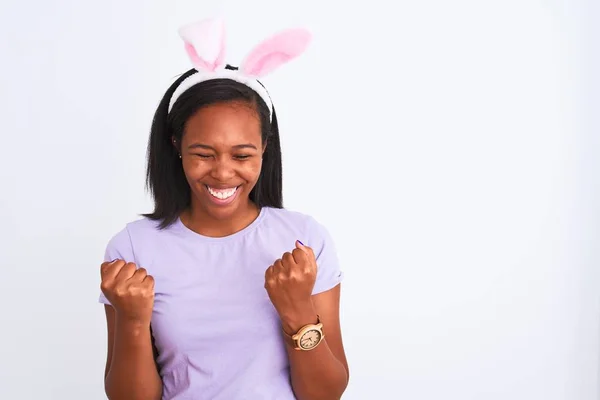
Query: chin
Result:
<box><xmin>203</xmin><ymin>207</ymin><xmax>238</xmax><ymax>221</ymax></box>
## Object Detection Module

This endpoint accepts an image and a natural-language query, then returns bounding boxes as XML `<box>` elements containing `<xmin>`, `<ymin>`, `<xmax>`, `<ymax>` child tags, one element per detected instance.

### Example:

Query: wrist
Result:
<box><xmin>115</xmin><ymin>315</ymin><xmax>150</xmax><ymax>335</ymax></box>
<box><xmin>279</xmin><ymin>301</ymin><xmax>318</xmax><ymax>334</ymax></box>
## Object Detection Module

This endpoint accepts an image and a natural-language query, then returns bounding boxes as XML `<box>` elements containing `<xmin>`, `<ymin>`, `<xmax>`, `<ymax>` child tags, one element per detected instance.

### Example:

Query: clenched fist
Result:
<box><xmin>265</xmin><ymin>241</ymin><xmax>318</xmax><ymax>328</ymax></box>
<box><xmin>100</xmin><ymin>259</ymin><xmax>155</xmax><ymax>326</ymax></box>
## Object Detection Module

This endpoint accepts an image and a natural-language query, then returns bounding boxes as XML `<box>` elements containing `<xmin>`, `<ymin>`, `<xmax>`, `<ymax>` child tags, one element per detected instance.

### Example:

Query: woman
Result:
<box><xmin>99</xmin><ymin>18</ymin><xmax>349</xmax><ymax>400</ymax></box>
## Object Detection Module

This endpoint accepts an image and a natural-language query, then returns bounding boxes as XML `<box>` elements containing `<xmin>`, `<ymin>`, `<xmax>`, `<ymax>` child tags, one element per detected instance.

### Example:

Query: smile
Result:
<box><xmin>206</xmin><ymin>185</ymin><xmax>239</xmax><ymax>200</ymax></box>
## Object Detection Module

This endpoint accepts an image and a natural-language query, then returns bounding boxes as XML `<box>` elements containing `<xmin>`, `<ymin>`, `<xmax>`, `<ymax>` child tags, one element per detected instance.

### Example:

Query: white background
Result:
<box><xmin>0</xmin><ymin>0</ymin><xmax>598</xmax><ymax>399</ymax></box>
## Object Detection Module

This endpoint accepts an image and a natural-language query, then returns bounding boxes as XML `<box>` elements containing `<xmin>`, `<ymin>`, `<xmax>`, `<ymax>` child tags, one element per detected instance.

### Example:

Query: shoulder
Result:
<box><xmin>263</xmin><ymin>207</ymin><xmax>324</xmax><ymax>231</ymax></box>
<box><xmin>263</xmin><ymin>207</ymin><xmax>333</xmax><ymax>247</ymax></box>
<box><xmin>102</xmin><ymin>217</ymin><xmax>166</xmax><ymax>263</ymax></box>
<box><xmin>106</xmin><ymin>217</ymin><xmax>162</xmax><ymax>244</ymax></box>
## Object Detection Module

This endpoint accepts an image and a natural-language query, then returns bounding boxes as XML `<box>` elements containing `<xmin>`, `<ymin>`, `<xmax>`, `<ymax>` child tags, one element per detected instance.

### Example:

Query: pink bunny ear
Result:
<box><xmin>240</xmin><ymin>28</ymin><xmax>311</xmax><ymax>78</ymax></box>
<box><xmin>178</xmin><ymin>18</ymin><xmax>226</xmax><ymax>72</ymax></box>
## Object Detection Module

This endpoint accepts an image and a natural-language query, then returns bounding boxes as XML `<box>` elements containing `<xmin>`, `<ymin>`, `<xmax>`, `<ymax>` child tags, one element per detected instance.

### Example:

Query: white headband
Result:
<box><xmin>167</xmin><ymin>18</ymin><xmax>311</xmax><ymax>120</ymax></box>
<box><xmin>168</xmin><ymin>69</ymin><xmax>273</xmax><ymax>116</ymax></box>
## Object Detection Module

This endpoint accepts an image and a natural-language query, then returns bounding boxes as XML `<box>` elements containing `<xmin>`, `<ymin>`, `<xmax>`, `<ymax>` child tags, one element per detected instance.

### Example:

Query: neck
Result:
<box><xmin>181</xmin><ymin>200</ymin><xmax>260</xmax><ymax>238</ymax></box>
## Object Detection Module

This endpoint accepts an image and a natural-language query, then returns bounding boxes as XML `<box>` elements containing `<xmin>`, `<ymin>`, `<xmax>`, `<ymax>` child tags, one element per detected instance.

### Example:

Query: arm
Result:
<box><xmin>103</xmin><ymin>305</ymin><xmax>163</xmax><ymax>400</ymax></box>
<box><xmin>283</xmin><ymin>284</ymin><xmax>349</xmax><ymax>400</ymax></box>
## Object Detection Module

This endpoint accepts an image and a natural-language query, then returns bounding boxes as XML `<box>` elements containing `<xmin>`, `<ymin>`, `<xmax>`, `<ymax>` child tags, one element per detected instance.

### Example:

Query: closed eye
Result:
<box><xmin>234</xmin><ymin>155</ymin><xmax>252</xmax><ymax>160</ymax></box>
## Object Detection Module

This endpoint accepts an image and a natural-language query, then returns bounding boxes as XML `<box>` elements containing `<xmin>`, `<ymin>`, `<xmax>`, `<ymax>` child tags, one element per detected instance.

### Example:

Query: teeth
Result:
<box><xmin>207</xmin><ymin>186</ymin><xmax>237</xmax><ymax>200</ymax></box>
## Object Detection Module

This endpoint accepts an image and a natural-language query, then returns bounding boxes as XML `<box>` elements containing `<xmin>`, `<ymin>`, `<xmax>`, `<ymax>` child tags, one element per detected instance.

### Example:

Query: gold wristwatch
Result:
<box><xmin>282</xmin><ymin>315</ymin><xmax>325</xmax><ymax>351</ymax></box>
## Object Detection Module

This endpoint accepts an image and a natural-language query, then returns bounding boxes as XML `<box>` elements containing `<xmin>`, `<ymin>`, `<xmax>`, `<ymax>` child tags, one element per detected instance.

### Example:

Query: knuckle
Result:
<box><xmin>114</xmin><ymin>286</ymin><xmax>129</xmax><ymax>297</ymax></box>
<box><xmin>123</xmin><ymin>263</ymin><xmax>136</xmax><ymax>273</ymax></box>
<box><xmin>291</xmin><ymin>270</ymin><xmax>305</xmax><ymax>280</ymax></box>
<box><xmin>292</xmin><ymin>248</ymin><xmax>303</xmax><ymax>257</ymax></box>
<box><xmin>122</xmin><ymin>264</ymin><xmax>136</xmax><ymax>277</ymax></box>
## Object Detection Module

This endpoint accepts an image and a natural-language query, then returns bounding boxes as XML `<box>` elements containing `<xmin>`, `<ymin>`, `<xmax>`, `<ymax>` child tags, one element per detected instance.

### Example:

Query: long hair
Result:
<box><xmin>142</xmin><ymin>68</ymin><xmax>283</xmax><ymax>229</ymax></box>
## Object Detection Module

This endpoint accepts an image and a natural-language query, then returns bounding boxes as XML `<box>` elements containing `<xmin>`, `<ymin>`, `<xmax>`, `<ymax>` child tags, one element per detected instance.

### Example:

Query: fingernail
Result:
<box><xmin>109</xmin><ymin>259</ymin><xmax>118</xmax><ymax>263</ymax></box>
<box><xmin>297</xmin><ymin>240</ymin><xmax>304</xmax><ymax>246</ymax></box>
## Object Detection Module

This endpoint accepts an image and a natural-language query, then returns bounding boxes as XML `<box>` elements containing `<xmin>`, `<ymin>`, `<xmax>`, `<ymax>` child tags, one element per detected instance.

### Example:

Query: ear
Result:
<box><xmin>178</xmin><ymin>18</ymin><xmax>226</xmax><ymax>72</ymax></box>
<box><xmin>240</xmin><ymin>28</ymin><xmax>311</xmax><ymax>78</ymax></box>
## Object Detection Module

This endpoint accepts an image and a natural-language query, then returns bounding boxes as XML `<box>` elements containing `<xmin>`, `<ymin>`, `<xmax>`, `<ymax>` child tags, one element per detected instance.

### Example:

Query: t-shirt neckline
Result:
<box><xmin>173</xmin><ymin>206</ymin><xmax>269</xmax><ymax>243</ymax></box>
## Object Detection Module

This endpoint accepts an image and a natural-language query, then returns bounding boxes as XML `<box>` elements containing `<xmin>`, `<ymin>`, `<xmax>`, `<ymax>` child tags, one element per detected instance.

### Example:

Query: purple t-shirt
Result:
<box><xmin>99</xmin><ymin>206</ymin><xmax>344</xmax><ymax>399</ymax></box>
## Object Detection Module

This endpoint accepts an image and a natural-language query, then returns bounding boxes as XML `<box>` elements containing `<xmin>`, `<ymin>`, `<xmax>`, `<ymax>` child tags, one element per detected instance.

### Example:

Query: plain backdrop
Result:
<box><xmin>0</xmin><ymin>0</ymin><xmax>598</xmax><ymax>399</ymax></box>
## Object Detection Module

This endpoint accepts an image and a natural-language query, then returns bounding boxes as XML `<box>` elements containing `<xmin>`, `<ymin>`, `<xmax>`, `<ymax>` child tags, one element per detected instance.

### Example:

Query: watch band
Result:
<box><xmin>282</xmin><ymin>329</ymin><xmax>297</xmax><ymax>348</ymax></box>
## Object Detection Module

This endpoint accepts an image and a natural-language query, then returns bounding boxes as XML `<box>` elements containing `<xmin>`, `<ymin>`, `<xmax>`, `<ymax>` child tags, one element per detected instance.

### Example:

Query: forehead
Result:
<box><xmin>182</xmin><ymin>101</ymin><xmax>262</xmax><ymax>146</ymax></box>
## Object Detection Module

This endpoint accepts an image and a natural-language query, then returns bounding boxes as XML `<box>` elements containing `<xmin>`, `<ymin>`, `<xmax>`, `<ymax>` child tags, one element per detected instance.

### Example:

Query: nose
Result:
<box><xmin>210</xmin><ymin>157</ymin><xmax>236</xmax><ymax>182</ymax></box>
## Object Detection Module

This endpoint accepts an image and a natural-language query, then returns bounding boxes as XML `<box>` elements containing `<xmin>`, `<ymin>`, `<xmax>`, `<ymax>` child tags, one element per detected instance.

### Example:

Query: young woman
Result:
<box><xmin>98</xmin><ymin>19</ymin><xmax>348</xmax><ymax>400</ymax></box>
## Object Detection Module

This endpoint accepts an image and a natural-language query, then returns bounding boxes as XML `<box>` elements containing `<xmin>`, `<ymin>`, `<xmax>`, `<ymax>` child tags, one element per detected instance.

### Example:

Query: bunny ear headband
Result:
<box><xmin>168</xmin><ymin>18</ymin><xmax>312</xmax><ymax>119</ymax></box>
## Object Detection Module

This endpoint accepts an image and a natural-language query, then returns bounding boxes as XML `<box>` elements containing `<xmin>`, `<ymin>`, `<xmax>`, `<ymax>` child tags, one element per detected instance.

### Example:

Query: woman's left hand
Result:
<box><xmin>265</xmin><ymin>241</ymin><xmax>318</xmax><ymax>331</ymax></box>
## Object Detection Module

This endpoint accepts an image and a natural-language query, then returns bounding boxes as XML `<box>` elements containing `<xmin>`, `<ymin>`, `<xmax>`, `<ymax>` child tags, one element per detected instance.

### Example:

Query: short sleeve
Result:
<box><xmin>306</xmin><ymin>217</ymin><xmax>344</xmax><ymax>295</ymax></box>
<box><xmin>99</xmin><ymin>226</ymin><xmax>135</xmax><ymax>306</ymax></box>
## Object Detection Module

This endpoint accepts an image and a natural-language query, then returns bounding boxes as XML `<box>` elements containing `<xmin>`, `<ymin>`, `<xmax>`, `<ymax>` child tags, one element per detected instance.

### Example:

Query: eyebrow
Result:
<box><xmin>187</xmin><ymin>143</ymin><xmax>258</xmax><ymax>150</ymax></box>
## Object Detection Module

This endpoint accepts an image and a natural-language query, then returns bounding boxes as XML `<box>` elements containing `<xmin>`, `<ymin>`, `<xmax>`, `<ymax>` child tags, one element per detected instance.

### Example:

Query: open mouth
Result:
<box><xmin>206</xmin><ymin>185</ymin><xmax>238</xmax><ymax>199</ymax></box>
<box><xmin>205</xmin><ymin>185</ymin><xmax>241</xmax><ymax>204</ymax></box>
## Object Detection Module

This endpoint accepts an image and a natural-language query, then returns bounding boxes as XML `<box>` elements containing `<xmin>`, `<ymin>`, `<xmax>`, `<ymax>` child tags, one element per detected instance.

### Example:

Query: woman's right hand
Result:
<box><xmin>100</xmin><ymin>259</ymin><xmax>155</xmax><ymax>326</ymax></box>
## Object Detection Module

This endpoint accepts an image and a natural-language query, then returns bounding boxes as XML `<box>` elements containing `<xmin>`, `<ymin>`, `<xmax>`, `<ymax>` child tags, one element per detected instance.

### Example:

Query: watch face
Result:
<box><xmin>299</xmin><ymin>329</ymin><xmax>322</xmax><ymax>350</ymax></box>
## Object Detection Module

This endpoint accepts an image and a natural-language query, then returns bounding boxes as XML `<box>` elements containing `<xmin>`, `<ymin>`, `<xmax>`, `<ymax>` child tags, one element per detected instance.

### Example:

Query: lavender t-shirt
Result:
<box><xmin>98</xmin><ymin>206</ymin><xmax>343</xmax><ymax>400</ymax></box>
